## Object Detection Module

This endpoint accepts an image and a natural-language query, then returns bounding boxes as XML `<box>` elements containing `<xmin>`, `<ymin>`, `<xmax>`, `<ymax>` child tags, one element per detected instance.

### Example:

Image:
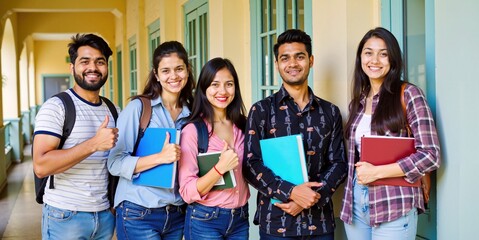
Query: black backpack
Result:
<box><xmin>33</xmin><ymin>92</ymin><xmax>119</xmax><ymax>206</ymax></box>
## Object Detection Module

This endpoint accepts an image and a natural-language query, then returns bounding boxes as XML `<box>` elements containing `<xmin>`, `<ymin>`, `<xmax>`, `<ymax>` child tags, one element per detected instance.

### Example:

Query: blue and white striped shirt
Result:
<box><xmin>34</xmin><ymin>89</ymin><xmax>120</xmax><ymax>212</ymax></box>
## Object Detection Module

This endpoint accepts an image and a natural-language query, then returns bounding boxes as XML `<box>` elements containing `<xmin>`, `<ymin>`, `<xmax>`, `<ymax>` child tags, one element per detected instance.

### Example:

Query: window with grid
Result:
<box><xmin>250</xmin><ymin>0</ymin><xmax>312</xmax><ymax>101</ymax></box>
<box><xmin>129</xmin><ymin>37</ymin><xmax>138</xmax><ymax>97</ymax></box>
<box><xmin>148</xmin><ymin>19</ymin><xmax>161</xmax><ymax>65</ymax></box>
<box><xmin>184</xmin><ymin>0</ymin><xmax>209</xmax><ymax>80</ymax></box>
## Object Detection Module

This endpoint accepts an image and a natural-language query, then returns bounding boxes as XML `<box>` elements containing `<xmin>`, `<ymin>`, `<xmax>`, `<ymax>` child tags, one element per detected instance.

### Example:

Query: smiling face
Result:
<box><xmin>71</xmin><ymin>46</ymin><xmax>108</xmax><ymax>91</ymax></box>
<box><xmin>206</xmin><ymin>68</ymin><xmax>235</xmax><ymax>114</ymax></box>
<box><xmin>275</xmin><ymin>42</ymin><xmax>313</xmax><ymax>87</ymax></box>
<box><xmin>361</xmin><ymin>37</ymin><xmax>391</xmax><ymax>83</ymax></box>
<box><xmin>155</xmin><ymin>53</ymin><xmax>188</xmax><ymax>96</ymax></box>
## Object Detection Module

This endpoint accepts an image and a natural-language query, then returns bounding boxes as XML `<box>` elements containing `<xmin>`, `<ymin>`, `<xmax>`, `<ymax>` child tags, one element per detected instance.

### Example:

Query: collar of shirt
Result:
<box><xmin>277</xmin><ymin>85</ymin><xmax>320</xmax><ymax>112</ymax></box>
<box><xmin>151</xmin><ymin>96</ymin><xmax>191</xmax><ymax>121</ymax></box>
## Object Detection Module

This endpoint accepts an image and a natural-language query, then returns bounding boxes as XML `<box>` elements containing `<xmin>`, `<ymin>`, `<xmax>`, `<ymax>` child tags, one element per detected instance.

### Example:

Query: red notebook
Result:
<box><xmin>360</xmin><ymin>136</ymin><xmax>420</xmax><ymax>187</ymax></box>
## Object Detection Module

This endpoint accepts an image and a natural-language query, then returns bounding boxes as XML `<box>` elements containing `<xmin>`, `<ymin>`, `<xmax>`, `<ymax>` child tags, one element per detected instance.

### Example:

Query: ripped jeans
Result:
<box><xmin>344</xmin><ymin>174</ymin><xmax>418</xmax><ymax>240</ymax></box>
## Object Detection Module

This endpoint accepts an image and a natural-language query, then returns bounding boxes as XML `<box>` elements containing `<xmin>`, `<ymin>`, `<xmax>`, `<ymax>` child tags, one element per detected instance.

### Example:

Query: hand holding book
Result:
<box><xmin>359</xmin><ymin>136</ymin><xmax>420</xmax><ymax>187</ymax></box>
<box><xmin>197</xmin><ymin>141</ymin><xmax>238</xmax><ymax>191</ymax></box>
<box><xmin>156</xmin><ymin>131</ymin><xmax>181</xmax><ymax>165</ymax></box>
<box><xmin>289</xmin><ymin>182</ymin><xmax>322</xmax><ymax>209</ymax></box>
<box><xmin>259</xmin><ymin>134</ymin><xmax>310</xmax><ymax>204</ymax></box>
<box><xmin>133</xmin><ymin>128</ymin><xmax>180</xmax><ymax>189</ymax></box>
<box><xmin>354</xmin><ymin>161</ymin><xmax>405</xmax><ymax>185</ymax></box>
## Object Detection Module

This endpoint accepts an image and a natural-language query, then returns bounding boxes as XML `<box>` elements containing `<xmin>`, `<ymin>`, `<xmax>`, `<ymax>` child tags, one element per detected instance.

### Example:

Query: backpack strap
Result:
<box><xmin>55</xmin><ymin>92</ymin><xmax>76</xmax><ymax>149</ymax></box>
<box><xmin>193</xmin><ymin>120</ymin><xmax>209</xmax><ymax>154</ymax></box>
<box><xmin>132</xmin><ymin>96</ymin><xmax>152</xmax><ymax>155</ymax></box>
<box><xmin>48</xmin><ymin>92</ymin><xmax>76</xmax><ymax>189</ymax></box>
<box><xmin>101</xmin><ymin>96</ymin><xmax>119</xmax><ymax>122</ymax></box>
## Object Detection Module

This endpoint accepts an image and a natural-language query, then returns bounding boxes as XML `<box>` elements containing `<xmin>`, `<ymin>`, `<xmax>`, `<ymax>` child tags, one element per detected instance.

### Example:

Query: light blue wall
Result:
<box><xmin>0</xmin><ymin>125</ymin><xmax>6</xmax><ymax>192</ymax></box>
<box><xmin>435</xmin><ymin>0</ymin><xmax>479</xmax><ymax>239</ymax></box>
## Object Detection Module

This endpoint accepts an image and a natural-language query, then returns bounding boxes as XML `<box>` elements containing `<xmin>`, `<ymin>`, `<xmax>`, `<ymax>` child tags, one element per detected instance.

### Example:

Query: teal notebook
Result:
<box><xmin>197</xmin><ymin>151</ymin><xmax>237</xmax><ymax>190</ymax></box>
<box><xmin>133</xmin><ymin>128</ymin><xmax>180</xmax><ymax>188</ymax></box>
<box><xmin>260</xmin><ymin>134</ymin><xmax>308</xmax><ymax>203</ymax></box>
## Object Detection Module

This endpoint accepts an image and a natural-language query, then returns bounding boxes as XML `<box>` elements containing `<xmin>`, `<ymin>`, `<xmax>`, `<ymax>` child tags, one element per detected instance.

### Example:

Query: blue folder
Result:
<box><xmin>132</xmin><ymin>128</ymin><xmax>180</xmax><ymax>188</ymax></box>
<box><xmin>260</xmin><ymin>134</ymin><xmax>308</xmax><ymax>203</ymax></box>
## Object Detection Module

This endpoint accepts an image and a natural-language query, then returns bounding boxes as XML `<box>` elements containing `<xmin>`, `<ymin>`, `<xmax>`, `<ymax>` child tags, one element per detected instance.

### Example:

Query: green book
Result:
<box><xmin>197</xmin><ymin>151</ymin><xmax>237</xmax><ymax>190</ymax></box>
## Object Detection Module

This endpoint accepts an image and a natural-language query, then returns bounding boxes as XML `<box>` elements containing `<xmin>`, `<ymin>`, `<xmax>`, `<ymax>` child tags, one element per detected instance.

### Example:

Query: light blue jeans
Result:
<box><xmin>42</xmin><ymin>204</ymin><xmax>114</xmax><ymax>240</ymax></box>
<box><xmin>184</xmin><ymin>203</ymin><xmax>249</xmax><ymax>240</ymax></box>
<box><xmin>344</xmin><ymin>175</ymin><xmax>418</xmax><ymax>240</ymax></box>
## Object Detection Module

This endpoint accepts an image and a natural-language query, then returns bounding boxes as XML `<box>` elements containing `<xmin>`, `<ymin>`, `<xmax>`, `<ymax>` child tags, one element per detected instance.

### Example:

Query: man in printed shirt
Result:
<box><xmin>243</xmin><ymin>29</ymin><xmax>347</xmax><ymax>239</ymax></box>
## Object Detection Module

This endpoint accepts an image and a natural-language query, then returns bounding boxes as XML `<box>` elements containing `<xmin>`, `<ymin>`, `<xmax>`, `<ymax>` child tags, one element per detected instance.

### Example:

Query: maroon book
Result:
<box><xmin>360</xmin><ymin>136</ymin><xmax>421</xmax><ymax>187</ymax></box>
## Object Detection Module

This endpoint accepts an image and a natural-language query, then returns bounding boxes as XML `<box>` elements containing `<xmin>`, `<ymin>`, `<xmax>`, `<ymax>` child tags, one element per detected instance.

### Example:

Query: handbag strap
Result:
<box><xmin>400</xmin><ymin>83</ymin><xmax>412</xmax><ymax>137</ymax></box>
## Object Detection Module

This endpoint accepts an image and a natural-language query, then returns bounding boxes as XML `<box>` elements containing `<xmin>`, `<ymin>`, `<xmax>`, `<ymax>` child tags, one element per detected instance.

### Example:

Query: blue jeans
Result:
<box><xmin>115</xmin><ymin>200</ymin><xmax>185</xmax><ymax>240</ymax></box>
<box><xmin>344</xmin><ymin>175</ymin><xmax>418</xmax><ymax>240</ymax></box>
<box><xmin>42</xmin><ymin>204</ymin><xmax>114</xmax><ymax>240</ymax></box>
<box><xmin>184</xmin><ymin>203</ymin><xmax>249</xmax><ymax>240</ymax></box>
<box><xmin>259</xmin><ymin>230</ymin><xmax>334</xmax><ymax>240</ymax></box>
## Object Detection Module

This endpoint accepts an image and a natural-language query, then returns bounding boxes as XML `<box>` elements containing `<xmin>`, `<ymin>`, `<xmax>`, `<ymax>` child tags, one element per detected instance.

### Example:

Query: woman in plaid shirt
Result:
<box><xmin>340</xmin><ymin>27</ymin><xmax>441</xmax><ymax>239</ymax></box>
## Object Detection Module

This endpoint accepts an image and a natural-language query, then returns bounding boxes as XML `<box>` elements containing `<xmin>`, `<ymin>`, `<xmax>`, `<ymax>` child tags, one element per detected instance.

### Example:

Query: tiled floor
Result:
<box><xmin>0</xmin><ymin>145</ymin><xmax>42</xmax><ymax>240</ymax></box>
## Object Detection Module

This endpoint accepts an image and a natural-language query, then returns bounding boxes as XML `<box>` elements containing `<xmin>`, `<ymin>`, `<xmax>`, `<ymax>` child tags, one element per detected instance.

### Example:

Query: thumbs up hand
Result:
<box><xmin>93</xmin><ymin>115</ymin><xmax>119</xmax><ymax>151</ymax></box>
<box><xmin>214</xmin><ymin>140</ymin><xmax>238</xmax><ymax>175</ymax></box>
<box><xmin>157</xmin><ymin>132</ymin><xmax>181</xmax><ymax>164</ymax></box>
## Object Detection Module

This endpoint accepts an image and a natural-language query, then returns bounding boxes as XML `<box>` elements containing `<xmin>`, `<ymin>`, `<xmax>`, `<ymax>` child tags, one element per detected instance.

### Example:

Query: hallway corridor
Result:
<box><xmin>0</xmin><ymin>145</ymin><xmax>42</xmax><ymax>239</ymax></box>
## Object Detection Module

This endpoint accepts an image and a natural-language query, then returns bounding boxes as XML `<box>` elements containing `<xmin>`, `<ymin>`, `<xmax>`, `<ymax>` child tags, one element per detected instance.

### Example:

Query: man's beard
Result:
<box><xmin>73</xmin><ymin>68</ymin><xmax>108</xmax><ymax>91</ymax></box>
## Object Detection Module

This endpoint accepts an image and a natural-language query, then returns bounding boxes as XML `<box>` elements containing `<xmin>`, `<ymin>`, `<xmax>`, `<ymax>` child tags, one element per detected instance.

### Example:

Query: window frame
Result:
<box><xmin>184</xmin><ymin>0</ymin><xmax>209</xmax><ymax>80</ymax></box>
<box><xmin>148</xmin><ymin>19</ymin><xmax>161</xmax><ymax>65</ymax></box>
<box><xmin>128</xmin><ymin>36</ymin><xmax>138</xmax><ymax>97</ymax></box>
<box><xmin>250</xmin><ymin>0</ymin><xmax>312</xmax><ymax>102</ymax></box>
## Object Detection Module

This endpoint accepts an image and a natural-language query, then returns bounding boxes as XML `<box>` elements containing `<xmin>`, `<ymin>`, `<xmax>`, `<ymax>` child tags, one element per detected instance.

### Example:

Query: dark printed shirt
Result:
<box><xmin>243</xmin><ymin>86</ymin><xmax>347</xmax><ymax>237</ymax></box>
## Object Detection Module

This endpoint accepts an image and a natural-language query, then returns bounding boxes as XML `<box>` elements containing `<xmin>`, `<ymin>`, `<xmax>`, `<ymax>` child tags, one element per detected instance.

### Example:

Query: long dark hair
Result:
<box><xmin>135</xmin><ymin>41</ymin><xmax>195</xmax><ymax>109</ymax></box>
<box><xmin>189</xmin><ymin>57</ymin><xmax>247</xmax><ymax>135</ymax></box>
<box><xmin>345</xmin><ymin>27</ymin><xmax>407</xmax><ymax>137</ymax></box>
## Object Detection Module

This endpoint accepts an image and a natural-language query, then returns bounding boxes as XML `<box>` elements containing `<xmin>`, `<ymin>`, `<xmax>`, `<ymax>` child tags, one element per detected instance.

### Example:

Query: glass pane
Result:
<box><xmin>109</xmin><ymin>59</ymin><xmax>114</xmax><ymax>98</ymax></box>
<box><xmin>271</xmin><ymin>0</ymin><xmax>277</xmax><ymax>30</ymax></box>
<box><xmin>200</xmin><ymin>12</ymin><xmax>208</xmax><ymax>66</ymax></box>
<box><xmin>191</xmin><ymin>20</ymin><xmax>197</xmax><ymax>56</ymax></box>
<box><xmin>261</xmin><ymin>36</ymin><xmax>269</xmax><ymax>86</ymax></box>
<box><xmin>405</xmin><ymin>0</ymin><xmax>426</xmax><ymax>90</ymax></box>
<box><xmin>286</xmin><ymin>0</ymin><xmax>293</xmax><ymax>29</ymax></box>
<box><xmin>132</xmin><ymin>48</ymin><xmax>137</xmax><ymax>69</ymax></box>
<box><xmin>261</xmin><ymin>0</ymin><xmax>268</xmax><ymax>32</ymax></box>
<box><xmin>298</xmin><ymin>0</ymin><xmax>304</xmax><ymax>30</ymax></box>
<box><xmin>271</xmin><ymin>34</ymin><xmax>278</xmax><ymax>86</ymax></box>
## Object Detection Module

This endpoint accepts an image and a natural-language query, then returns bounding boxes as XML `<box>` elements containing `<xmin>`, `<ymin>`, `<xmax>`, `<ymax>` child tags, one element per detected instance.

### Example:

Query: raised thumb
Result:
<box><xmin>99</xmin><ymin>115</ymin><xmax>109</xmax><ymax>129</ymax></box>
<box><xmin>222</xmin><ymin>140</ymin><xmax>229</xmax><ymax>152</ymax></box>
<box><xmin>163</xmin><ymin>131</ymin><xmax>171</xmax><ymax>146</ymax></box>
